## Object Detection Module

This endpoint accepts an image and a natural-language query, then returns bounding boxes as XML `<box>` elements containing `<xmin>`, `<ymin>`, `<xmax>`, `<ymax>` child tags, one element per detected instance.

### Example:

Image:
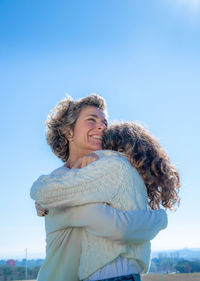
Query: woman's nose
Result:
<box><xmin>97</xmin><ymin>122</ymin><xmax>106</xmax><ymax>131</ymax></box>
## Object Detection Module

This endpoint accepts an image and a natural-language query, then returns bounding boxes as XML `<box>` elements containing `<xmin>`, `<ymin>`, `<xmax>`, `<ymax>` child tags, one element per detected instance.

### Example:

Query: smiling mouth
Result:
<box><xmin>90</xmin><ymin>135</ymin><xmax>102</xmax><ymax>140</ymax></box>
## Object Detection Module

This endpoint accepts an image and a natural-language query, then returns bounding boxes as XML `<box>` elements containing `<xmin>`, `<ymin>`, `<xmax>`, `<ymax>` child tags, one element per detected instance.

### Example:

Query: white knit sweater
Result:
<box><xmin>31</xmin><ymin>150</ymin><xmax>152</xmax><ymax>280</ymax></box>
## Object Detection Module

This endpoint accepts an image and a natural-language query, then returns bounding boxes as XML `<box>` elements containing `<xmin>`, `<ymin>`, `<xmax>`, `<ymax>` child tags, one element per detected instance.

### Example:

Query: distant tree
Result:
<box><xmin>191</xmin><ymin>260</ymin><xmax>200</xmax><ymax>272</ymax></box>
<box><xmin>0</xmin><ymin>266</ymin><xmax>13</xmax><ymax>280</ymax></box>
<box><xmin>150</xmin><ymin>257</ymin><xmax>200</xmax><ymax>274</ymax></box>
<box><xmin>174</xmin><ymin>259</ymin><xmax>200</xmax><ymax>273</ymax></box>
<box><xmin>28</xmin><ymin>266</ymin><xmax>40</xmax><ymax>278</ymax></box>
<box><xmin>0</xmin><ymin>265</ymin><xmax>40</xmax><ymax>280</ymax></box>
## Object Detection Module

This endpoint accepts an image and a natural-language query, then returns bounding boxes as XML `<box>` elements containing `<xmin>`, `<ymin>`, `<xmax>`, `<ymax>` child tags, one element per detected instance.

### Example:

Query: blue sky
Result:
<box><xmin>1</xmin><ymin>0</ymin><xmax>200</xmax><ymax>259</ymax></box>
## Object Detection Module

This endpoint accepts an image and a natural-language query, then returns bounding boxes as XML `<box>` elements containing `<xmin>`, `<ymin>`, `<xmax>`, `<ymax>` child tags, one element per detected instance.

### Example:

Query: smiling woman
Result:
<box><xmin>45</xmin><ymin>94</ymin><xmax>107</xmax><ymax>166</ymax></box>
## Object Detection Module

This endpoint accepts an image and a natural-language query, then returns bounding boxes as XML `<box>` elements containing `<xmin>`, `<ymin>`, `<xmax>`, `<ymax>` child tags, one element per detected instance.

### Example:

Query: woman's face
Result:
<box><xmin>69</xmin><ymin>106</ymin><xmax>107</xmax><ymax>156</ymax></box>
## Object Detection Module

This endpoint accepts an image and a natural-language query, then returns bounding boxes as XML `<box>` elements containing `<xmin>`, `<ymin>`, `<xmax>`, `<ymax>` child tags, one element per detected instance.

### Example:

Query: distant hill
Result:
<box><xmin>152</xmin><ymin>248</ymin><xmax>200</xmax><ymax>260</ymax></box>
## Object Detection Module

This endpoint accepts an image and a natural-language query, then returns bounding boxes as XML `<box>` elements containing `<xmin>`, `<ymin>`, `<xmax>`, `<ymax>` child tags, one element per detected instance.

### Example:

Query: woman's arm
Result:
<box><xmin>45</xmin><ymin>203</ymin><xmax>168</xmax><ymax>243</ymax></box>
<box><xmin>30</xmin><ymin>155</ymin><xmax>127</xmax><ymax>208</ymax></box>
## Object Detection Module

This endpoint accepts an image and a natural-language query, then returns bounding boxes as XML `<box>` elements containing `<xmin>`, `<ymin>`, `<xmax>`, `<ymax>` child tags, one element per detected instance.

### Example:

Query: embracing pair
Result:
<box><xmin>31</xmin><ymin>94</ymin><xmax>180</xmax><ymax>281</ymax></box>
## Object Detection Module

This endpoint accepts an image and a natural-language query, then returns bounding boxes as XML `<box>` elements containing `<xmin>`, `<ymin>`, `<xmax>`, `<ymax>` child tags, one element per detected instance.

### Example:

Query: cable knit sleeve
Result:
<box><xmin>30</xmin><ymin>155</ymin><xmax>126</xmax><ymax>208</ymax></box>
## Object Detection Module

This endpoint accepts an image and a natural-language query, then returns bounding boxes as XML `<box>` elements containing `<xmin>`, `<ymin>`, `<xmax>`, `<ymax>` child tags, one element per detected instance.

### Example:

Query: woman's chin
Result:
<box><xmin>89</xmin><ymin>144</ymin><xmax>102</xmax><ymax>151</ymax></box>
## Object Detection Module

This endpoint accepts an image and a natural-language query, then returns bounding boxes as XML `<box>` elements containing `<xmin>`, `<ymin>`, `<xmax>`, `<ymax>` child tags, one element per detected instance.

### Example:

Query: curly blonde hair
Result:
<box><xmin>45</xmin><ymin>94</ymin><xmax>107</xmax><ymax>162</ymax></box>
<box><xmin>102</xmin><ymin>122</ymin><xmax>180</xmax><ymax>210</ymax></box>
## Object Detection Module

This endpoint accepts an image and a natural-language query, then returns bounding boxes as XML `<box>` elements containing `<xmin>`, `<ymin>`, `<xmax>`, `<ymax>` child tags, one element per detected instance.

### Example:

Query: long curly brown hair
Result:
<box><xmin>102</xmin><ymin>122</ymin><xmax>180</xmax><ymax>210</ymax></box>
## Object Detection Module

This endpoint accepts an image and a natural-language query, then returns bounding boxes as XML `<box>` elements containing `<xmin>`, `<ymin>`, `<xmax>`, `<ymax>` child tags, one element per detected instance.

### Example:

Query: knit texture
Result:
<box><xmin>31</xmin><ymin>150</ymin><xmax>150</xmax><ymax>280</ymax></box>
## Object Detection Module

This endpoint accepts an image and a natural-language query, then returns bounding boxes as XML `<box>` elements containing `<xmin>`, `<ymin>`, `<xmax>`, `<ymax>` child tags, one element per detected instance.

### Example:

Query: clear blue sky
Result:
<box><xmin>1</xmin><ymin>0</ymin><xmax>200</xmax><ymax>259</ymax></box>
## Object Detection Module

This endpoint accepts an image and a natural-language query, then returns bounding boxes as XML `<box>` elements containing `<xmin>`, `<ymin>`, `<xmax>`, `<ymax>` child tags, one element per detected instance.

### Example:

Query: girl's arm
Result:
<box><xmin>30</xmin><ymin>155</ymin><xmax>127</xmax><ymax>208</ymax></box>
<box><xmin>45</xmin><ymin>203</ymin><xmax>168</xmax><ymax>243</ymax></box>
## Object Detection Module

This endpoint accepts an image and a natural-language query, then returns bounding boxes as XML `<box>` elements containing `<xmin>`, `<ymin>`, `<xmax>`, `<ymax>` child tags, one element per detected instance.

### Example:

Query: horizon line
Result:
<box><xmin>1</xmin><ymin>247</ymin><xmax>200</xmax><ymax>260</ymax></box>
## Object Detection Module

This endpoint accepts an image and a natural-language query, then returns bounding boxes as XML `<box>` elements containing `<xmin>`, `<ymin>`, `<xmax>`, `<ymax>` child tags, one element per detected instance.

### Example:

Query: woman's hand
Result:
<box><xmin>35</xmin><ymin>202</ymin><xmax>49</xmax><ymax>217</ymax></box>
<box><xmin>71</xmin><ymin>152</ymin><xmax>99</xmax><ymax>169</ymax></box>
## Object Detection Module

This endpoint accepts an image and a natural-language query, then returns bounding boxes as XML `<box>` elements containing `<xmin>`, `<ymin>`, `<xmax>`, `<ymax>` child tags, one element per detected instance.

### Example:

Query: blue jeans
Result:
<box><xmin>94</xmin><ymin>274</ymin><xmax>141</xmax><ymax>281</ymax></box>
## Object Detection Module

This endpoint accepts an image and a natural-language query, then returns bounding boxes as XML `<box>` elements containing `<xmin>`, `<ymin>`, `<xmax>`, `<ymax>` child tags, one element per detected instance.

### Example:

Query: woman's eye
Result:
<box><xmin>88</xmin><ymin>118</ymin><xmax>96</xmax><ymax>122</ymax></box>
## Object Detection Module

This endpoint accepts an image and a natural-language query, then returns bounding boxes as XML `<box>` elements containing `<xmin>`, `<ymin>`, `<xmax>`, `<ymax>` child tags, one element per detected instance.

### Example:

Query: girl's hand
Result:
<box><xmin>35</xmin><ymin>202</ymin><xmax>49</xmax><ymax>217</ymax></box>
<box><xmin>71</xmin><ymin>152</ymin><xmax>99</xmax><ymax>169</ymax></box>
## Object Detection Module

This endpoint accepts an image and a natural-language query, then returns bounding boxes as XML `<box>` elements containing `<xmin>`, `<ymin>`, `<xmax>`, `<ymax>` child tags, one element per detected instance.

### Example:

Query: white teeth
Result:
<box><xmin>91</xmin><ymin>135</ymin><xmax>102</xmax><ymax>140</ymax></box>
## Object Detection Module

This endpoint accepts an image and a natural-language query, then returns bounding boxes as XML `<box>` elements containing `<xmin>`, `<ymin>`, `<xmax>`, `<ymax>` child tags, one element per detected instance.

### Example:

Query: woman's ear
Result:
<box><xmin>66</xmin><ymin>129</ymin><xmax>73</xmax><ymax>143</ymax></box>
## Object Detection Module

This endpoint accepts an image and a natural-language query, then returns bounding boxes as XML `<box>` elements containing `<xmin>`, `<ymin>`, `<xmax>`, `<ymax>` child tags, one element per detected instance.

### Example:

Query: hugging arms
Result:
<box><xmin>31</xmin><ymin>150</ymin><xmax>168</xmax><ymax>280</ymax></box>
<box><xmin>32</xmin><ymin>150</ymin><xmax>167</xmax><ymax>244</ymax></box>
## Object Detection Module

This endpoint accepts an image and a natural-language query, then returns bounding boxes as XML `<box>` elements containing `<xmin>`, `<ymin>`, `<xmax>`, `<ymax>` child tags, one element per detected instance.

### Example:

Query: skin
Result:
<box><xmin>65</xmin><ymin>106</ymin><xmax>107</xmax><ymax>168</ymax></box>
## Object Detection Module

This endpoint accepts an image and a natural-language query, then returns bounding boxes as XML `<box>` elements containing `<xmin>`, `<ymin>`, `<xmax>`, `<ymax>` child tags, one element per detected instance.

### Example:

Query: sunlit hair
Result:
<box><xmin>45</xmin><ymin>94</ymin><xmax>107</xmax><ymax>162</ymax></box>
<box><xmin>102</xmin><ymin>122</ymin><xmax>180</xmax><ymax>210</ymax></box>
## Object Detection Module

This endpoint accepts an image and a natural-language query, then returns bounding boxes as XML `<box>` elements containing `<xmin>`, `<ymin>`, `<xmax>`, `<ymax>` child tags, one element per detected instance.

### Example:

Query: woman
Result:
<box><xmin>31</xmin><ymin>94</ymin><xmax>175</xmax><ymax>281</ymax></box>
